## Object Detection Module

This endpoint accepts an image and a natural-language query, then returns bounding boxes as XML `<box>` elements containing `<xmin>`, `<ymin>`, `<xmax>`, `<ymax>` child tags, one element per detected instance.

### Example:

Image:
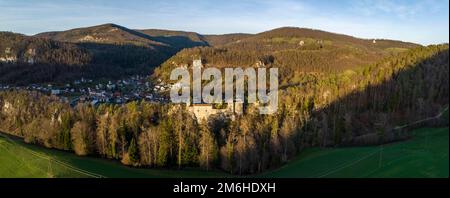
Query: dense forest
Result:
<box><xmin>1</xmin><ymin>24</ymin><xmax>211</xmax><ymax>84</ymax></box>
<box><xmin>152</xmin><ymin>27</ymin><xmax>420</xmax><ymax>84</ymax></box>
<box><xmin>1</xmin><ymin>44</ymin><xmax>447</xmax><ymax>174</ymax></box>
<box><xmin>2</xmin><ymin>25</ymin><xmax>420</xmax><ymax>85</ymax></box>
<box><xmin>0</xmin><ymin>32</ymin><xmax>92</xmax><ymax>65</ymax></box>
<box><xmin>0</xmin><ymin>31</ymin><xmax>170</xmax><ymax>84</ymax></box>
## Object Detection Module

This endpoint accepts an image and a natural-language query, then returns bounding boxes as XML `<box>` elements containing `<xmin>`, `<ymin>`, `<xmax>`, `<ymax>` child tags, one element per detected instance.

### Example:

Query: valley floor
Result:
<box><xmin>0</xmin><ymin>127</ymin><xmax>448</xmax><ymax>178</ymax></box>
<box><xmin>262</xmin><ymin>127</ymin><xmax>449</xmax><ymax>178</ymax></box>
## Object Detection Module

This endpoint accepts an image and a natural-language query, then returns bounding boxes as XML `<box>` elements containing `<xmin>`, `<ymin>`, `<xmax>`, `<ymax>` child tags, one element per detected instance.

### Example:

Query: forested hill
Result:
<box><xmin>202</xmin><ymin>33</ymin><xmax>253</xmax><ymax>46</ymax></box>
<box><xmin>152</xmin><ymin>27</ymin><xmax>421</xmax><ymax>82</ymax></box>
<box><xmin>35</xmin><ymin>23</ymin><xmax>167</xmax><ymax>47</ymax></box>
<box><xmin>0</xmin><ymin>44</ymin><xmax>447</xmax><ymax>174</ymax></box>
<box><xmin>36</xmin><ymin>23</ymin><xmax>218</xmax><ymax>52</ymax></box>
<box><xmin>0</xmin><ymin>32</ymin><xmax>91</xmax><ymax>65</ymax></box>
<box><xmin>136</xmin><ymin>29</ymin><xmax>209</xmax><ymax>49</ymax></box>
<box><xmin>251</xmin><ymin>27</ymin><xmax>419</xmax><ymax>50</ymax></box>
<box><xmin>1</xmin><ymin>24</ymin><xmax>251</xmax><ymax>84</ymax></box>
<box><xmin>1</xmin><ymin>24</ymin><xmax>207</xmax><ymax>84</ymax></box>
<box><xmin>36</xmin><ymin>24</ymin><xmax>253</xmax><ymax>50</ymax></box>
<box><xmin>2</xmin><ymin>24</ymin><xmax>422</xmax><ymax>85</ymax></box>
<box><xmin>0</xmin><ymin>29</ymin><xmax>170</xmax><ymax>84</ymax></box>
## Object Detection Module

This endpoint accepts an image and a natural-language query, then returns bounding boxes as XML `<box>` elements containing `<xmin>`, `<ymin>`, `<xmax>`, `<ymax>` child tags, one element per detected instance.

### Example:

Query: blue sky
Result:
<box><xmin>0</xmin><ymin>0</ymin><xmax>448</xmax><ymax>45</ymax></box>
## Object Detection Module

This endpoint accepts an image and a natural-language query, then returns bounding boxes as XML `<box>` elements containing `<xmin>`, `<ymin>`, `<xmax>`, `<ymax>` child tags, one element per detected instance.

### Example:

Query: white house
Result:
<box><xmin>51</xmin><ymin>89</ymin><xmax>61</xmax><ymax>95</ymax></box>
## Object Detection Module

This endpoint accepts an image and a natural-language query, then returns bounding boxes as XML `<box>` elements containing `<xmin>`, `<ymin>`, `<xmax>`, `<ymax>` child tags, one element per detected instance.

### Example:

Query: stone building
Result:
<box><xmin>187</xmin><ymin>101</ymin><xmax>244</xmax><ymax>122</ymax></box>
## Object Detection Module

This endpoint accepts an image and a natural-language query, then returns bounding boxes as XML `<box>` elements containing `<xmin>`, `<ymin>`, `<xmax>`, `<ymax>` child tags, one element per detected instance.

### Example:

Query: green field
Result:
<box><xmin>263</xmin><ymin>128</ymin><xmax>449</xmax><ymax>178</ymax></box>
<box><xmin>0</xmin><ymin>134</ymin><xmax>226</xmax><ymax>178</ymax></box>
<box><xmin>1</xmin><ymin>128</ymin><xmax>448</xmax><ymax>178</ymax></box>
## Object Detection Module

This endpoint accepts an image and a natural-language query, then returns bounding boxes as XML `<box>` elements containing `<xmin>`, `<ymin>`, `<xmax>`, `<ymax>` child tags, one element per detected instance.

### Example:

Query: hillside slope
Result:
<box><xmin>0</xmin><ymin>32</ymin><xmax>91</xmax><ymax>65</ymax></box>
<box><xmin>2</xmin><ymin>24</ymin><xmax>202</xmax><ymax>84</ymax></box>
<box><xmin>137</xmin><ymin>29</ymin><xmax>209</xmax><ymax>49</ymax></box>
<box><xmin>35</xmin><ymin>23</ymin><xmax>166</xmax><ymax>48</ymax></box>
<box><xmin>153</xmin><ymin>27</ymin><xmax>421</xmax><ymax>82</ymax></box>
<box><xmin>203</xmin><ymin>33</ymin><xmax>253</xmax><ymax>46</ymax></box>
<box><xmin>262</xmin><ymin>128</ymin><xmax>448</xmax><ymax>178</ymax></box>
<box><xmin>2</xmin><ymin>25</ymin><xmax>423</xmax><ymax>85</ymax></box>
<box><xmin>0</xmin><ymin>44</ymin><xmax>447</xmax><ymax>174</ymax></box>
<box><xmin>0</xmin><ymin>32</ymin><xmax>95</xmax><ymax>84</ymax></box>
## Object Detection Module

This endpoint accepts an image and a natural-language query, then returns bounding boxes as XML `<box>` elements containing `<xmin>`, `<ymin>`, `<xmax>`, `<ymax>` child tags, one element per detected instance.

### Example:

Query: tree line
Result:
<box><xmin>152</xmin><ymin>27</ymin><xmax>420</xmax><ymax>83</ymax></box>
<box><xmin>0</xmin><ymin>44</ymin><xmax>448</xmax><ymax>174</ymax></box>
<box><xmin>0</xmin><ymin>32</ymin><xmax>177</xmax><ymax>85</ymax></box>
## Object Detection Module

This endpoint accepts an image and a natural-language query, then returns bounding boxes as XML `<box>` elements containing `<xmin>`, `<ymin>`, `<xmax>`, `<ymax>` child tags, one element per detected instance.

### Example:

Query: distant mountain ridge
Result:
<box><xmin>250</xmin><ymin>27</ymin><xmax>420</xmax><ymax>50</ymax></box>
<box><xmin>34</xmin><ymin>23</ymin><xmax>421</xmax><ymax>56</ymax></box>
<box><xmin>152</xmin><ymin>26</ymin><xmax>421</xmax><ymax>83</ymax></box>
<box><xmin>1</xmin><ymin>23</ymin><xmax>424</xmax><ymax>84</ymax></box>
<box><xmin>35</xmin><ymin>23</ymin><xmax>167</xmax><ymax>48</ymax></box>
<box><xmin>35</xmin><ymin>23</ymin><xmax>254</xmax><ymax>49</ymax></box>
<box><xmin>0</xmin><ymin>32</ymin><xmax>91</xmax><ymax>65</ymax></box>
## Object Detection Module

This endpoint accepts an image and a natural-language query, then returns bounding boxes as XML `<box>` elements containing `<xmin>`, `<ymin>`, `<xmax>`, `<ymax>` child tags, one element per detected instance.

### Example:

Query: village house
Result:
<box><xmin>50</xmin><ymin>89</ymin><xmax>61</xmax><ymax>95</ymax></box>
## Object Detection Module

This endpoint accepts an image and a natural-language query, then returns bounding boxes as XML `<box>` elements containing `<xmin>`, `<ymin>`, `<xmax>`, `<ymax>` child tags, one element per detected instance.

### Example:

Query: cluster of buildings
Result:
<box><xmin>1</xmin><ymin>57</ymin><xmax>259</xmax><ymax>121</ymax></box>
<box><xmin>0</xmin><ymin>75</ymin><xmax>170</xmax><ymax>107</ymax></box>
<box><xmin>69</xmin><ymin>76</ymin><xmax>170</xmax><ymax>106</ymax></box>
